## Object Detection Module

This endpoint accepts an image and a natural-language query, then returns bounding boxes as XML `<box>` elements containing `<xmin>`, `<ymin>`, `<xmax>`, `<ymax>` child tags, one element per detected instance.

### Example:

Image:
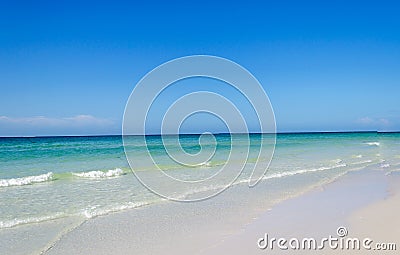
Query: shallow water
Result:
<box><xmin>0</xmin><ymin>132</ymin><xmax>399</xmax><ymax>229</ymax></box>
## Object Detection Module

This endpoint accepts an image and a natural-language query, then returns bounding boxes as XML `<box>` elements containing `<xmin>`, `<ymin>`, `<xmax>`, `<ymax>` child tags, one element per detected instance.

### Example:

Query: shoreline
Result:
<box><xmin>41</xmin><ymin>167</ymin><xmax>398</xmax><ymax>255</ymax></box>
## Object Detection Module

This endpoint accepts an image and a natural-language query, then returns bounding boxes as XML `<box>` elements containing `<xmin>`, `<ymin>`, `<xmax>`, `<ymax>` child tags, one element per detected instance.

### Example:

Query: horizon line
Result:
<box><xmin>1</xmin><ymin>130</ymin><xmax>399</xmax><ymax>138</ymax></box>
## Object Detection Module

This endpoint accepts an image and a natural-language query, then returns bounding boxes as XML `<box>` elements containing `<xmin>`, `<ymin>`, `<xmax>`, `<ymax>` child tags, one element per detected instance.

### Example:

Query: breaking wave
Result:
<box><xmin>0</xmin><ymin>168</ymin><xmax>127</xmax><ymax>188</ymax></box>
<box><xmin>72</xmin><ymin>168</ymin><xmax>124</xmax><ymax>179</ymax></box>
<box><xmin>0</xmin><ymin>172</ymin><xmax>54</xmax><ymax>188</ymax></box>
<box><xmin>364</xmin><ymin>142</ymin><xmax>380</xmax><ymax>146</ymax></box>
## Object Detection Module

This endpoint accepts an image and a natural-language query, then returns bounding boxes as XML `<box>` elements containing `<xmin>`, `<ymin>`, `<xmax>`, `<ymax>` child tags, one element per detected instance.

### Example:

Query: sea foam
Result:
<box><xmin>351</xmin><ymin>160</ymin><xmax>373</xmax><ymax>165</ymax></box>
<box><xmin>264</xmin><ymin>163</ymin><xmax>347</xmax><ymax>180</ymax></box>
<box><xmin>0</xmin><ymin>212</ymin><xmax>65</xmax><ymax>229</ymax></box>
<box><xmin>82</xmin><ymin>201</ymin><xmax>150</xmax><ymax>219</ymax></box>
<box><xmin>0</xmin><ymin>172</ymin><xmax>53</xmax><ymax>188</ymax></box>
<box><xmin>365</xmin><ymin>142</ymin><xmax>380</xmax><ymax>146</ymax></box>
<box><xmin>72</xmin><ymin>168</ymin><xmax>124</xmax><ymax>179</ymax></box>
<box><xmin>180</xmin><ymin>162</ymin><xmax>348</xmax><ymax>200</ymax></box>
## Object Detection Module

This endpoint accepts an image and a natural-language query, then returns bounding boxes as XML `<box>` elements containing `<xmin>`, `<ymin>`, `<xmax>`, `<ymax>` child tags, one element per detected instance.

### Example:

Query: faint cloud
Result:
<box><xmin>62</xmin><ymin>115</ymin><xmax>115</xmax><ymax>126</ymax></box>
<box><xmin>378</xmin><ymin>118</ymin><xmax>390</xmax><ymax>126</ymax></box>
<box><xmin>0</xmin><ymin>115</ymin><xmax>117</xmax><ymax>136</ymax></box>
<box><xmin>0</xmin><ymin>115</ymin><xmax>113</xmax><ymax>126</ymax></box>
<box><xmin>356</xmin><ymin>116</ymin><xmax>392</xmax><ymax>130</ymax></box>
<box><xmin>356</xmin><ymin>117</ymin><xmax>375</xmax><ymax>124</ymax></box>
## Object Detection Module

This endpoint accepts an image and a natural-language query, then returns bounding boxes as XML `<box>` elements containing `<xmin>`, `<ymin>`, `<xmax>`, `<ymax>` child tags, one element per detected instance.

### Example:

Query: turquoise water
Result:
<box><xmin>0</xmin><ymin>132</ymin><xmax>399</xmax><ymax>229</ymax></box>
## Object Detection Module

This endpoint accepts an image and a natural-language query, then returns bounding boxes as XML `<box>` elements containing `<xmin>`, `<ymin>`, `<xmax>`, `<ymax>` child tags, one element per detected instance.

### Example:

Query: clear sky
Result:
<box><xmin>0</xmin><ymin>0</ymin><xmax>399</xmax><ymax>136</ymax></box>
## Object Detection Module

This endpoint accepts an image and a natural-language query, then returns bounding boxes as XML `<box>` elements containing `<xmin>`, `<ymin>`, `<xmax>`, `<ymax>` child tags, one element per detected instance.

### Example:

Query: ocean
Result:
<box><xmin>1</xmin><ymin>132</ymin><xmax>399</xmax><ymax>230</ymax></box>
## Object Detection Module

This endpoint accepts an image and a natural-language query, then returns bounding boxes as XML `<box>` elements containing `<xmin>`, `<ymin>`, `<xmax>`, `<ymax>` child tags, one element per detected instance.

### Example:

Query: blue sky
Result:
<box><xmin>0</xmin><ymin>1</ymin><xmax>399</xmax><ymax>136</ymax></box>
